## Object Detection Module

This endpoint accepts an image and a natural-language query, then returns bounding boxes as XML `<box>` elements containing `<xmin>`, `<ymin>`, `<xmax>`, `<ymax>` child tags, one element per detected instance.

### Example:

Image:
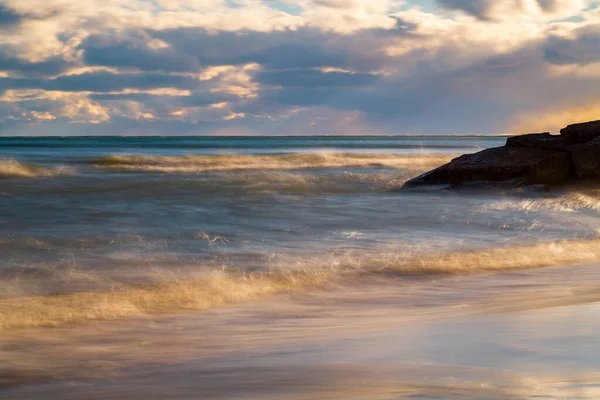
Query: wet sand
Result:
<box><xmin>2</xmin><ymin>262</ymin><xmax>600</xmax><ymax>399</ymax></box>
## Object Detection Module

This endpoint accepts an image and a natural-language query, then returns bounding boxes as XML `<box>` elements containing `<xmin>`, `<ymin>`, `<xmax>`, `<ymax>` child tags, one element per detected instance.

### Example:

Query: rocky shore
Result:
<box><xmin>403</xmin><ymin>120</ymin><xmax>600</xmax><ymax>188</ymax></box>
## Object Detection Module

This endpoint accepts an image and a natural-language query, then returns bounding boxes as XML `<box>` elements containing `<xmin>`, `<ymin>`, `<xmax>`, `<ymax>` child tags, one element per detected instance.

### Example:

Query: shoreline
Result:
<box><xmin>3</xmin><ymin>262</ymin><xmax>600</xmax><ymax>398</ymax></box>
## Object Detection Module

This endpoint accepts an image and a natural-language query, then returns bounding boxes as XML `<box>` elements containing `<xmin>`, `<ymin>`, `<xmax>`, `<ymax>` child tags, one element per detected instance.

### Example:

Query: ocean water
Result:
<box><xmin>2</xmin><ymin>136</ymin><xmax>600</xmax><ymax>399</ymax></box>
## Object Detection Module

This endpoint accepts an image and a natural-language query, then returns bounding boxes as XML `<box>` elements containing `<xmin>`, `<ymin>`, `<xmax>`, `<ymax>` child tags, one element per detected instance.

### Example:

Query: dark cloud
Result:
<box><xmin>0</xmin><ymin>72</ymin><xmax>201</xmax><ymax>93</ymax></box>
<box><xmin>436</xmin><ymin>0</ymin><xmax>494</xmax><ymax>19</ymax></box>
<box><xmin>0</xmin><ymin>77</ymin><xmax>41</xmax><ymax>91</ymax></box>
<box><xmin>80</xmin><ymin>28</ymin><xmax>375</xmax><ymax>74</ymax></box>
<box><xmin>255</xmin><ymin>69</ymin><xmax>379</xmax><ymax>88</ymax></box>
<box><xmin>154</xmin><ymin>27</ymin><xmax>395</xmax><ymax>72</ymax></box>
<box><xmin>0</xmin><ymin>3</ymin><xmax>63</xmax><ymax>28</ymax></box>
<box><xmin>366</xmin><ymin>45</ymin><xmax>600</xmax><ymax>132</ymax></box>
<box><xmin>154</xmin><ymin>29</ymin><xmax>255</xmax><ymax>66</ymax></box>
<box><xmin>259</xmin><ymin>87</ymin><xmax>340</xmax><ymax>107</ymax></box>
<box><xmin>236</xmin><ymin>69</ymin><xmax>504</xmax><ymax>134</ymax></box>
<box><xmin>0</xmin><ymin>50</ymin><xmax>70</xmax><ymax>77</ymax></box>
<box><xmin>45</xmin><ymin>71</ymin><xmax>200</xmax><ymax>92</ymax></box>
<box><xmin>81</xmin><ymin>32</ymin><xmax>202</xmax><ymax>73</ymax></box>
<box><xmin>0</xmin><ymin>4</ymin><xmax>21</xmax><ymax>26</ymax></box>
<box><xmin>233</xmin><ymin>44</ymin><xmax>349</xmax><ymax>69</ymax></box>
<box><xmin>238</xmin><ymin>44</ymin><xmax>599</xmax><ymax>134</ymax></box>
<box><xmin>537</xmin><ymin>0</ymin><xmax>562</xmax><ymax>12</ymax></box>
<box><xmin>436</xmin><ymin>0</ymin><xmax>570</xmax><ymax>19</ymax></box>
<box><xmin>543</xmin><ymin>24</ymin><xmax>600</xmax><ymax>65</ymax></box>
<box><xmin>68</xmin><ymin>26</ymin><xmax>416</xmax><ymax>92</ymax></box>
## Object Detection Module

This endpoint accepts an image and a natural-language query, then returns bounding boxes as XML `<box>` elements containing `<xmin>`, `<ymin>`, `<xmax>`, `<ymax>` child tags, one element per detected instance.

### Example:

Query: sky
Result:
<box><xmin>0</xmin><ymin>0</ymin><xmax>599</xmax><ymax>136</ymax></box>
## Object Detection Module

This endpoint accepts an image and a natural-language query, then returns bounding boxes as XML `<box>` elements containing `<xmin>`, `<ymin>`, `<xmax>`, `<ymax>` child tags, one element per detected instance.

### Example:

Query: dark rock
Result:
<box><xmin>505</xmin><ymin>132</ymin><xmax>569</xmax><ymax>151</ymax></box>
<box><xmin>402</xmin><ymin>163</ymin><xmax>450</xmax><ymax>186</ymax></box>
<box><xmin>404</xmin><ymin>146</ymin><xmax>572</xmax><ymax>187</ymax></box>
<box><xmin>402</xmin><ymin>120</ymin><xmax>600</xmax><ymax>189</ymax></box>
<box><xmin>567</xmin><ymin>136</ymin><xmax>600</xmax><ymax>178</ymax></box>
<box><xmin>560</xmin><ymin>120</ymin><xmax>600</xmax><ymax>145</ymax></box>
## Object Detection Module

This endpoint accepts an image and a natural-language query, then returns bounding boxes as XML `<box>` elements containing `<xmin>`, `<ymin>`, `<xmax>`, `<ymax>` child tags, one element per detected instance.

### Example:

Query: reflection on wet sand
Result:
<box><xmin>2</xmin><ymin>262</ymin><xmax>600</xmax><ymax>399</ymax></box>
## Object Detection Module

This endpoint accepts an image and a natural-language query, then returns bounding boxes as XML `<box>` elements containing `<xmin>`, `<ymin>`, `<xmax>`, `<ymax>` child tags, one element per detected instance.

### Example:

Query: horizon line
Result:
<box><xmin>0</xmin><ymin>134</ymin><xmax>512</xmax><ymax>139</ymax></box>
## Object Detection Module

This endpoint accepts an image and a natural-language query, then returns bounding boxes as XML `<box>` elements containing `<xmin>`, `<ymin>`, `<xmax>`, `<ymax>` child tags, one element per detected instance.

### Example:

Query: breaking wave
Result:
<box><xmin>3</xmin><ymin>238</ymin><xmax>600</xmax><ymax>331</ymax></box>
<box><xmin>377</xmin><ymin>238</ymin><xmax>600</xmax><ymax>274</ymax></box>
<box><xmin>207</xmin><ymin>170</ymin><xmax>420</xmax><ymax>194</ymax></box>
<box><xmin>90</xmin><ymin>153</ymin><xmax>454</xmax><ymax>173</ymax></box>
<box><xmin>0</xmin><ymin>159</ymin><xmax>72</xmax><ymax>178</ymax></box>
<box><xmin>481</xmin><ymin>193</ymin><xmax>600</xmax><ymax>213</ymax></box>
<box><xmin>0</xmin><ymin>270</ymin><xmax>330</xmax><ymax>331</ymax></box>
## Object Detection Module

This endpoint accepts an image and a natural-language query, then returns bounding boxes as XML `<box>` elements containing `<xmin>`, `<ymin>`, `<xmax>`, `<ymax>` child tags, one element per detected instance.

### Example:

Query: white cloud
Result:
<box><xmin>293</xmin><ymin>0</ymin><xmax>403</xmax><ymax>32</ymax></box>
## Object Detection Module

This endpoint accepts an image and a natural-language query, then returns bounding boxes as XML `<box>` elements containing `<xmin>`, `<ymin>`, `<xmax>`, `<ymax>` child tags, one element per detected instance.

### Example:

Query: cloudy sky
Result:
<box><xmin>0</xmin><ymin>0</ymin><xmax>599</xmax><ymax>136</ymax></box>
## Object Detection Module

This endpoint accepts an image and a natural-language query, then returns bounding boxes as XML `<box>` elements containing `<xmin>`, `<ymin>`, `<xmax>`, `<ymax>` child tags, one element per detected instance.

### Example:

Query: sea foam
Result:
<box><xmin>3</xmin><ymin>238</ymin><xmax>600</xmax><ymax>331</ymax></box>
<box><xmin>90</xmin><ymin>153</ymin><xmax>454</xmax><ymax>173</ymax></box>
<box><xmin>0</xmin><ymin>159</ymin><xmax>72</xmax><ymax>178</ymax></box>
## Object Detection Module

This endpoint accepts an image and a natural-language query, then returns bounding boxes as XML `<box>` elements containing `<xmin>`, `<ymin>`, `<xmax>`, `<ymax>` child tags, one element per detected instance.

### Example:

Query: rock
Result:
<box><xmin>505</xmin><ymin>132</ymin><xmax>569</xmax><ymax>151</ymax></box>
<box><xmin>404</xmin><ymin>146</ymin><xmax>572</xmax><ymax>187</ymax></box>
<box><xmin>560</xmin><ymin>120</ymin><xmax>600</xmax><ymax>145</ymax></box>
<box><xmin>402</xmin><ymin>163</ymin><xmax>450</xmax><ymax>186</ymax></box>
<box><xmin>402</xmin><ymin>120</ymin><xmax>600</xmax><ymax>189</ymax></box>
<box><xmin>567</xmin><ymin>136</ymin><xmax>600</xmax><ymax>178</ymax></box>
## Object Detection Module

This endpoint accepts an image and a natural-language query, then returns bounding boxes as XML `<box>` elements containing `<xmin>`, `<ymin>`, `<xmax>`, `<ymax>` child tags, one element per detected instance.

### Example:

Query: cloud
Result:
<box><xmin>81</xmin><ymin>31</ymin><xmax>202</xmax><ymax>73</ymax></box>
<box><xmin>544</xmin><ymin>23</ymin><xmax>600</xmax><ymax>65</ymax></box>
<box><xmin>234</xmin><ymin>36</ymin><xmax>600</xmax><ymax>135</ymax></box>
<box><xmin>1</xmin><ymin>0</ymin><xmax>600</xmax><ymax>135</ymax></box>
<box><xmin>436</xmin><ymin>0</ymin><xmax>493</xmax><ymax>19</ymax></box>
<box><xmin>0</xmin><ymin>4</ymin><xmax>21</xmax><ymax>27</ymax></box>
<box><xmin>436</xmin><ymin>0</ymin><xmax>592</xmax><ymax>21</ymax></box>
<box><xmin>154</xmin><ymin>25</ymin><xmax>413</xmax><ymax>76</ymax></box>
<box><xmin>233</xmin><ymin>43</ymin><xmax>349</xmax><ymax>70</ymax></box>
<box><xmin>0</xmin><ymin>47</ymin><xmax>70</xmax><ymax>76</ymax></box>
<box><xmin>89</xmin><ymin>92</ymin><xmax>234</xmax><ymax>106</ymax></box>
<box><xmin>49</xmin><ymin>72</ymin><xmax>200</xmax><ymax>92</ymax></box>
<box><xmin>0</xmin><ymin>71</ymin><xmax>205</xmax><ymax>98</ymax></box>
<box><xmin>255</xmin><ymin>69</ymin><xmax>380</xmax><ymax>87</ymax></box>
<box><xmin>0</xmin><ymin>89</ymin><xmax>111</xmax><ymax>123</ymax></box>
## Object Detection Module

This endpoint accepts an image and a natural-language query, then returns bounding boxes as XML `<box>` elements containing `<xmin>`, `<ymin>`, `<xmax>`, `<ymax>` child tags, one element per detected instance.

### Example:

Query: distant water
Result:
<box><xmin>2</xmin><ymin>136</ymin><xmax>600</xmax><ymax>399</ymax></box>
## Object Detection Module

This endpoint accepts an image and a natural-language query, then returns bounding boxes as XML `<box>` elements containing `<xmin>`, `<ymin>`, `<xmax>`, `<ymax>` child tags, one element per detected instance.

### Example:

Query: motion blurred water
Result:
<box><xmin>2</xmin><ymin>136</ymin><xmax>600</xmax><ymax>399</ymax></box>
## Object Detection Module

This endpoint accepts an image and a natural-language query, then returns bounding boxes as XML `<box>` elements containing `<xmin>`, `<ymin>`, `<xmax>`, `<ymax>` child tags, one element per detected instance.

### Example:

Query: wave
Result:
<box><xmin>90</xmin><ymin>153</ymin><xmax>454</xmax><ymax>173</ymax></box>
<box><xmin>481</xmin><ymin>193</ymin><xmax>600</xmax><ymax>213</ymax></box>
<box><xmin>377</xmin><ymin>238</ymin><xmax>600</xmax><ymax>274</ymax></box>
<box><xmin>3</xmin><ymin>238</ymin><xmax>600</xmax><ymax>331</ymax></box>
<box><xmin>206</xmin><ymin>170</ymin><xmax>418</xmax><ymax>194</ymax></box>
<box><xmin>0</xmin><ymin>159</ymin><xmax>72</xmax><ymax>178</ymax></box>
<box><xmin>0</xmin><ymin>270</ymin><xmax>330</xmax><ymax>331</ymax></box>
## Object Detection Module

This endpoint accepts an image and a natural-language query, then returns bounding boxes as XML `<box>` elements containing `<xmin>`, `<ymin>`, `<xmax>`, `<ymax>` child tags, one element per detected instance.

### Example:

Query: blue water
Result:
<box><xmin>0</xmin><ymin>135</ymin><xmax>503</xmax><ymax>151</ymax></box>
<box><xmin>1</xmin><ymin>135</ymin><xmax>597</xmax><ymax>289</ymax></box>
